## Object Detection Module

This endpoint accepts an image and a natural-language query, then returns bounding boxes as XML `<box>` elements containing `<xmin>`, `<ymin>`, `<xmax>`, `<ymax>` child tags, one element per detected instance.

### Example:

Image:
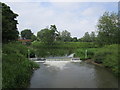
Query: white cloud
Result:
<box><xmin>82</xmin><ymin>7</ymin><xmax>105</xmax><ymax>17</ymax></box>
<box><xmin>3</xmin><ymin>2</ymin><xmax>116</xmax><ymax>38</ymax></box>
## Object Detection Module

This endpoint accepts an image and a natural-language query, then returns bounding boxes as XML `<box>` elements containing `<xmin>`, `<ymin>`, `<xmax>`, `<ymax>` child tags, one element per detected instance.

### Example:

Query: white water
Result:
<box><xmin>44</xmin><ymin>61</ymin><xmax>70</xmax><ymax>70</ymax></box>
<box><xmin>68</xmin><ymin>53</ymin><xmax>75</xmax><ymax>58</ymax></box>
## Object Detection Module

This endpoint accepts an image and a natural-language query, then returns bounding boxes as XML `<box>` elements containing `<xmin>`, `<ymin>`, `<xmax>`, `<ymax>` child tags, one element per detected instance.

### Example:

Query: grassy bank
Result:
<box><xmin>31</xmin><ymin>41</ymin><xmax>97</xmax><ymax>57</ymax></box>
<box><xmin>75</xmin><ymin>44</ymin><xmax>119</xmax><ymax>76</ymax></box>
<box><xmin>2</xmin><ymin>42</ymin><xmax>39</xmax><ymax>88</ymax></box>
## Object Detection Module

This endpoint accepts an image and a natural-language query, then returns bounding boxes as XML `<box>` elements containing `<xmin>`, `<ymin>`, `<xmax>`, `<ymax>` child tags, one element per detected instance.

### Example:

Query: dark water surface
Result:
<box><xmin>30</xmin><ymin>61</ymin><xmax>118</xmax><ymax>88</ymax></box>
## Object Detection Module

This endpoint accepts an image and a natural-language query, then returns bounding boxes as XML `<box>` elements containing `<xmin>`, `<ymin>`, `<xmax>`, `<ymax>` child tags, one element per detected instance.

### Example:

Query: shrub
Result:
<box><xmin>75</xmin><ymin>48</ymin><xmax>97</xmax><ymax>60</ymax></box>
<box><xmin>75</xmin><ymin>44</ymin><xmax>119</xmax><ymax>76</ymax></box>
<box><xmin>2</xmin><ymin>42</ymin><xmax>39</xmax><ymax>88</ymax></box>
<box><xmin>93</xmin><ymin>44</ymin><xmax>119</xmax><ymax>76</ymax></box>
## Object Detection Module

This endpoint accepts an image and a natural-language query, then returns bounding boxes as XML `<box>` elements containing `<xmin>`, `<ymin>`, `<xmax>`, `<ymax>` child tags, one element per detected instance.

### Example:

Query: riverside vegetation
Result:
<box><xmin>75</xmin><ymin>44</ymin><xmax>119</xmax><ymax>76</ymax></box>
<box><xmin>31</xmin><ymin>41</ymin><xmax>119</xmax><ymax>76</ymax></box>
<box><xmin>2</xmin><ymin>42</ymin><xmax>39</xmax><ymax>88</ymax></box>
<box><xmin>1</xmin><ymin>2</ymin><xmax>119</xmax><ymax>88</ymax></box>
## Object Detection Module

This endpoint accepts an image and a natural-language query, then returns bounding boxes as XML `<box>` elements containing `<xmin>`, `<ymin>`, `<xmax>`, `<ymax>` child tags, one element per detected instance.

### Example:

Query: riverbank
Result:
<box><xmin>2</xmin><ymin>42</ymin><xmax>39</xmax><ymax>88</ymax></box>
<box><xmin>75</xmin><ymin>44</ymin><xmax>119</xmax><ymax>77</ymax></box>
<box><xmin>84</xmin><ymin>59</ymin><xmax>119</xmax><ymax>79</ymax></box>
<box><xmin>84</xmin><ymin>59</ymin><xmax>103</xmax><ymax>67</ymax></box>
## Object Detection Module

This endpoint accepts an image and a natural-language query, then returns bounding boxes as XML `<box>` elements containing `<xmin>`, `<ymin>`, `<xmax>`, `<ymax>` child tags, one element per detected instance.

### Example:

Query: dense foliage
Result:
<box><xmin>2</xmin><ymin>2</ymin><xmax>19</xmax><ymax>43</ymax></box>
<box><xmin>75</xmin><ymin>44</ymin><xmax>119</xmax><ymax>76</ymax></box>
<box><xmin>97</xmin><ymin>12</ymin><xmax>120</xmax><ymax>46</ymax></box>
<box><xmin>79</xmin><ymin>32</ymin><xmax>96</xmax><ymax>42</ymax></box>
<box><xmin>37</xmin><ymin>28</ymin><xmax>56</xmax><ymax>45</ymax></box>
<box><xmin>21</xmin><ymin>29</ymin><xmax>33</xmax><ymax>39</ymax></box>
<box><xmin>2</xmin><ymin>2</ymin><xmax>119</xmax><ymax>89</ymax></box>
<box><xmin>2</xmin><ymin>42</ymin><xmax>39</xmax><ymax>88</ymax></box>
<box><xmin>31</xmin><ymin>41</ymin><xmax>97</xmax><ymax>57</ymax></box>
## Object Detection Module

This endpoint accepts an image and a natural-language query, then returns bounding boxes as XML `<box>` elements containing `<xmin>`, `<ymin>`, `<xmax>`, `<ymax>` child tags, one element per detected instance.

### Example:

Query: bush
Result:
<box><xmin>31</xmin><ymin>41</ymin><xmax>97</xmax><ymax>57</ymax></box>
<box><xmin>75</xmin><ymin>49</ymin><xmax>86</xmax><ymax>60</ymax></box>
<box><xmin>2</xmin><ymin>42</ymin><xmax>39</xmax><ymax>88</ymax></box>
<box><xmin>94</xmin><ymin>44</ymin><xmax>119</xmax><ymax>76</ymax></box>
<box><xmin>75</xmin><ymin>44</ymin><xmax>119</xmax><ymax>76</ymax></box>
<box><xmin>94</xmin><ymin>49</ymin><xmax>112</xmax><ymax>63</ymax></box>
<box><xmin>75</xmin><ymin>48</ymin><xmax>97</xmax><ymax>60</ymax></box>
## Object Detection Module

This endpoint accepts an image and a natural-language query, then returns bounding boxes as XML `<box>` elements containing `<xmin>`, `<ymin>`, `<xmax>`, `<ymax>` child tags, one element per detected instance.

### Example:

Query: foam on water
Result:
<box><xmin>44</xmin><ymin>61</ymin><xmax>70</xmax><ymax>70</ymax></box>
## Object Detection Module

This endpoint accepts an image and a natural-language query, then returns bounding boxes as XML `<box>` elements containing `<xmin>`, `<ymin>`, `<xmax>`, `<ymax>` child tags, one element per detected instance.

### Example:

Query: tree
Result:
<box><xmin>50</xmin><ymin>25</ymin><xmax>58</xmax><ymax>33</ymax></box>
<box><xmin>81</xmin><ymin>32</ymin><xmax>91</xmax><ymax>42</ymax></box>
<box><xmin>37</xmin><ymin>28</ymin><xmax>55</xmax><ymax>45</ymax></box>
<box><xmin>21</xmin><ymin>29</ymin><xmax>33</xmax><ymax>39</ymax></box>
<box><xmin>72</xmin><ymin>37</ymin><xmax>78</xmax><ymax>42</ymax></box>
<box><xmin>97</xmin><ymin>12</ymin><xmax>120</xmax><ymax>45</ymax></box>
<box><xmin>90</xmin><ymin>31</ymin><xmax>96</xmax><ymax>42</ymax></box>
<box><xmin>31</xmin><ymin>35</ymin><xmax>37</xmax><ymax>42</ymax></box>
<box><xmin>60</xmin><ymin>30</ymin><xmax>71</xmax><ymax>42</ymax></box>
<box><xmin>50</xmin><ymin>25</ymin><xmax>60</xmax><ymax>41</ymax></box>
<box><xmin>2</xmin><ymin>2</ymin><xmax>19</xmax><ymax>43</ymax></box>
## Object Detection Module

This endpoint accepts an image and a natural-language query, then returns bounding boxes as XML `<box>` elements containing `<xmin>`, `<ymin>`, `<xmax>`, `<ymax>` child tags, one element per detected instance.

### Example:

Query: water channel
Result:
<box><xmin>30</xmin><ymin>59</ymin><xmax>118</xmax><ymax>88</ymax></box>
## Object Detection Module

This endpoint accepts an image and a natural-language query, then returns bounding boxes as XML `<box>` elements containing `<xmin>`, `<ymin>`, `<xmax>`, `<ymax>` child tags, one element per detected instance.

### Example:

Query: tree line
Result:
<box><xmin>2</xmin><ymin>2</ymin><xmax>120</xmax><ymax>46</ymax></box>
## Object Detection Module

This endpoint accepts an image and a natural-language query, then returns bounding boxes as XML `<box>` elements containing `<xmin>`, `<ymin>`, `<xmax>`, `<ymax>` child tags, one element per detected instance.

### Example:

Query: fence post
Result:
<box><xmin>85</xmin><ymin>49</ymin><xmax>87</xmax><ymax>59</ymax></box>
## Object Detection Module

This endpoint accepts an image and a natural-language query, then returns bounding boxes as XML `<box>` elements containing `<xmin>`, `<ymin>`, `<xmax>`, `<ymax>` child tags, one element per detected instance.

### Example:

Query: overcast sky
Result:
<box><xmin>2</xmin><ymin>0</ymin><xmax>118</xmax><ymax>38</ymax></box>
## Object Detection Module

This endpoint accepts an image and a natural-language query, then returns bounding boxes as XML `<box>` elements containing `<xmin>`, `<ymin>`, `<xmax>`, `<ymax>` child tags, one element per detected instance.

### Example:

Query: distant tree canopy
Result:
<box><xmin>90</xmin><ymin>31</ymin><xmax>96</xmax><ymax>42</ymax></box>
<box><xmin>37</xmin><ymin>25</ymin><xmax>57</xmax><ymax>45</ymax></box>
<box><xmin>2</xmin><ymin>2</ymin><xmax>19</xmax><ymax>43</ymax></box>
<box><xmin>71</xmin><ymin>37</ymin><xmax>78</xmax><ymax>42</ymax></box>
<box><xmin>31</xmin><ymin>35</ymin><xmax>37</xmax><ymax>42</ymax></box>
<box><xmin>21</xmin><ymin>29</ymin><xmax>33</xmax><ymax>39</ymax></box>
<box><xmin>97</xmin><ymin>12</ymin><xmax>120</xmax><ymax>45</ymax></box>
<box><xmin>79</xmin><ymin>31</ymin><xmax>96</xmax><ymax>42</ymax></box>
<box><xmin>59</xmin><ymin>30</ymin><xmax>71</xmax><ymax>42</ymax></box>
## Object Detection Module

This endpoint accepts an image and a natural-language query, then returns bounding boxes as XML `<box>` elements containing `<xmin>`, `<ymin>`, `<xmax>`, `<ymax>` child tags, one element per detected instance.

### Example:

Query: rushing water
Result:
<box><xmin>30</xmin><ymin>61</ymin><xmax>118</xmax><ymax>88</ymax></box>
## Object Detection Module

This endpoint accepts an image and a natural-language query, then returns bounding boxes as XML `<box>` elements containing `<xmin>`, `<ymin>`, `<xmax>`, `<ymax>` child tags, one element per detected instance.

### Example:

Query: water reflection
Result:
<box><xmin>93</xmin><ymin>66</ymin><xmax>118</xmax><ymax>88</ymax></box>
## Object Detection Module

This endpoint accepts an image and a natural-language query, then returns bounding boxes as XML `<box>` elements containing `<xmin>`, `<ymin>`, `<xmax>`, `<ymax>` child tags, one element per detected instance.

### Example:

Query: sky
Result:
<box><xmin>1</xmin><ymin>0</ymin><xmax>118</xmax><ymax>38</ymax></box>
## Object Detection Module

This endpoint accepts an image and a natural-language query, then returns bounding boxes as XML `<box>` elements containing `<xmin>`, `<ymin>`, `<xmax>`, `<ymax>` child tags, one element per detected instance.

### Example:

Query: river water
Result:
<box><xmin>30</xmin><ymin>61</ymin><xmax>118</xmax><ymax>88</ymax></box>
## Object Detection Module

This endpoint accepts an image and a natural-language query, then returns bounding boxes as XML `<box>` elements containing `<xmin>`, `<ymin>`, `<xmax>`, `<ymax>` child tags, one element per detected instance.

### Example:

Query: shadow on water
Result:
<box><xmin>29</xmin><ymin>60</ymin><xmax>118</xmax><ymax>88</ymax></box>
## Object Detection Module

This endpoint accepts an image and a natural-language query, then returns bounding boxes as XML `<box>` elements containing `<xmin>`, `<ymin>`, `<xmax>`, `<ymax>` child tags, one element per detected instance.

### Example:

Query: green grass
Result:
<box><xmin>94</xmin><ymin>44</ymin><xmax>119</xmax><ymax>76</ymax></box>
<box><xmin>75</xmin><ymin>48</ymin><xmax>98</xmax><ymax>60</ymax></box>
<box><xmin>75</xmin><ymin>44</ymin><xmax>119</xmax><ymax>76</ymax></box>
<box><xmin>2</xmin><ymin>42</ymin><xmax>39</xmax><ymax>88</ymax></box>
<box><xmin>31</xmin><ymin>41</ymin><xmax>98</xmax><ymax>57</ymax></box>
<box><xmin>32</xmin><ymin>41</ymin><xmax>98</xmax><ymax>49</ymax></box>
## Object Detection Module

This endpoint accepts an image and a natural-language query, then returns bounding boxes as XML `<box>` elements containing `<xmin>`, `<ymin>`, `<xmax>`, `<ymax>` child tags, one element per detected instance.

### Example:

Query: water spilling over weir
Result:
<box><xmin>29</xmin><ymin>55</ymin><xmax>118</xmax><ymax>88</ymax></box>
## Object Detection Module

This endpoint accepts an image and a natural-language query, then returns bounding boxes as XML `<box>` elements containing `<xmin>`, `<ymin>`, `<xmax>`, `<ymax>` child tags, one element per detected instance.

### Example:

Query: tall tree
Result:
<box><xmin>90</xmin><ymin>31</ymin><xmax>96</xmax><ymax>42</ymax></box>
<box><xmin>60</xmin><ymin>30</ymin><xmax>71</xmax><ymax>42</ymax></box>
<box><xmin>50</xmin><ymin>25</ymin><xmax>60</xmax><ymax>41</ymax></box>
<box><xmin>37</xmin><ymin>28</ymin><xmax>55</xmax><ymax>45</ymax></box>
<box><xmin>97</xmin><ymin>12</ymin><xmax>120</xmax><ymax>45</ymax></box>
<box><xmin>2</xmin><ymin>2</ymin><xmax>19</xmax><ymax>43</ymax></box>
<box><xmin>72</xmin><ymin>37</ymin><xmax>78</xmax><ymax>42</ymax></box>
<box><xmin>31</xmin><ymin>35</ymin><xmax>37</xmax><ymax>42</ymax></box>
<box><xmin>82</xmin><ymin>32</ymin><xmax>91</xmax><ymax>42</ymax></box>
<box><xmin>21</xmin><ymin>29</ymin><xmax>33</xmax><ymax>39</ymax></box>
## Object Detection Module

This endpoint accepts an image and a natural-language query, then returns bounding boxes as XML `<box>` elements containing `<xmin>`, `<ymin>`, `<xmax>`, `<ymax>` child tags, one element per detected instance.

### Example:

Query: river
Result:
<box><xmin>30</xmin><ymin>61</ymin><xmax>118</xmax><ymax>88</ymax></box>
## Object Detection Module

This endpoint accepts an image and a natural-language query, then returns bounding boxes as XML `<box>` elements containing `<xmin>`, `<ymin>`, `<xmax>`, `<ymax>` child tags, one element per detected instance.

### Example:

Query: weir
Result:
<box><xmin>30</xmin><ymin>58</ymin><xmax>81</xmax><ymax>62</ymax></box>
<box><xmin>29</xmin><ymin>53</ymin><xmax>81</xmax><ymax>62</ymax></box>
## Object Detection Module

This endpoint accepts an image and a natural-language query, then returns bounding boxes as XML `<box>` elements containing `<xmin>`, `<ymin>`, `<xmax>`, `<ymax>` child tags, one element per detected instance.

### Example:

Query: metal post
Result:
<box><xmin>85</xmin><ymin>49</ymin><xmax>87</xmax><ymax>59</ymax></box>
<box><xmin>28</xmin><ymin>49</ymin><xmax>30</xmax><ymax>59</ymax></box>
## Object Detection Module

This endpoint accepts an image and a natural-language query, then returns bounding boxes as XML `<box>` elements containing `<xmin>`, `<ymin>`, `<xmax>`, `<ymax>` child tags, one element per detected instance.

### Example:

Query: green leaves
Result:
<box><xmin>37</xmin><ymin>28</ymin><xmax>55</xmax><ymax>45</ymax></box>
<box><xmin>2</xmin><ymin>43</ymin><xmax>39</xmax><ymax>88</ymax></box>
<box><xmin>97</xmin><ymin>12</ymin><xmax>119</xmax><ymax>45</ymax></box>
<box><xmin>21</xmin><ymin>29</ymin><xmax>33</xmax><ymax>39</ymax></box>
<box><xmin>2</xmin><ymin>2</ymin><xmax>19</xmax><ymax>43</ymax></box>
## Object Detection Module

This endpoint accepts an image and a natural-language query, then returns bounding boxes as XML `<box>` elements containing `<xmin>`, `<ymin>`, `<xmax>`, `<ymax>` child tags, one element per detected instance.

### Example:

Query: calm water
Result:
<box><xmin>30</xmin><ymin>61</ymin><xmax>118</xmax><ymax>88</ymax></box>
